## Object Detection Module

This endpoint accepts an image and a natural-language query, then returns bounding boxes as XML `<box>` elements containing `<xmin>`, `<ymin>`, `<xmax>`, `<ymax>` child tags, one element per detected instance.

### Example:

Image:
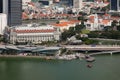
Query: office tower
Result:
<box><xmin>110</xmin><ymin>0</ymin><xmax>119</xmax><ymax>11</ymax></box>
<box><xmin>7</xmin><ymin>0</ymin><xmax>22</xmax><ymax>26</ymax></box>
<box><xmin>1</xmin><ymin>0</ymin><xmax>22</xmax><ymax>27</ymax></box>
<box><xmin>74</xmin><ymin>0</ymin><xmax>83</xmax><ymax>9</ymax></box>
<box><xmin>0</xmin><ymin>0</ymin><xmax>3</xmax><ymax>13</ymax></box>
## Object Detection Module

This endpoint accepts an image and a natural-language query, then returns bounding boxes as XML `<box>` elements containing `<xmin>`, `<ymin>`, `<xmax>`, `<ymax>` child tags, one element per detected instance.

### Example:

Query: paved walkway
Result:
<box><xmin>63</xmin><ymin>45</ymin><xmax>120</xmax><ymax>51</ymax></box>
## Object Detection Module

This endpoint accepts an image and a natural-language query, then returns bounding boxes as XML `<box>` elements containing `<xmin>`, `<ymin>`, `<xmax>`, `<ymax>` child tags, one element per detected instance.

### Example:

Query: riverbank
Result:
<box><xmin>0</xmin><ymin>53</ymin><xmax>86</xmax><ymax>61</ymax></box>
<box><xmin>0</xmin><ymin>55</ymin><xmax>56</xmax><ymax>60</ymax></box>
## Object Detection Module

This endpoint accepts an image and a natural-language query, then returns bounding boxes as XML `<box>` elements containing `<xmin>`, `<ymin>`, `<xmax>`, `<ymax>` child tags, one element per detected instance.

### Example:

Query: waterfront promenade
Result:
<box><xmin>64</xmin><ymin>45</ymin><xmax>120</xmax><ymax>51</ymax></box>
<box><xmin>1</xmin><ymin>44</ymin><xmax>120</xmax><ymax>60</ymax></box>
<box><xmin>0</xmin><ymin>55</ymin><xmax>56</xmax><ymax>60</ymax></box>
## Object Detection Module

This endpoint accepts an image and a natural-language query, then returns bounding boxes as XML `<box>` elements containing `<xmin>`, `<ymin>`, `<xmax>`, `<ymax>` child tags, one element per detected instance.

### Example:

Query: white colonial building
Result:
<box><xmin>51</xmin><ymin>20</ymin><xmax>81</xmax><ymax>32</ymax></box>
<box><xmin>85</xmin><ymin>14</ymin><xmax>112</xmax><ymax>31</ymax></box>
<box><xmin>0</xmin><ymin>13</ymin><xmax>7</xmax><ymax>35</ymax></box>
<box><xmin>10</xmin><ymin>24</ymin><xmax>60</xmax><ymax>44</ymax></box>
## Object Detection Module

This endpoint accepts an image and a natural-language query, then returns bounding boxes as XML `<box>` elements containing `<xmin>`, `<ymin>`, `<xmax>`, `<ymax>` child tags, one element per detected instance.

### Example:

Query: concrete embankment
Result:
<box><xmin>0</xmin><ymin>53</ymin><xmax>86</xmax><ymax>61</ymax></box>
<box><xmin>0</xmin><ymin>55</ymin><xmax>56</xmax><ymax>60</ymax></box>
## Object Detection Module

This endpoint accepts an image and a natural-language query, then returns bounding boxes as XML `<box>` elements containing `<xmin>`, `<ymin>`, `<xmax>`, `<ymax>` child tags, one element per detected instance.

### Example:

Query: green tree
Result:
<box><xmin>61</xmin><ymin>27</ymin><xmax>75</xmax><ymax>41</ymax></box>
<box><xmin>111</xmin><ymin>20</ymin><xmax>118</xmax><ymax>31</ymax></box>
<box><xmin>78</xmin><ymin>16</ymin><xmax>84</xmax><ymax>21</ymax></box>
<box><xmin>75</xmin><ymin>21</ymin><xmax>85</xmax><ymax>33</ymax></box>
<box><xmin>117</xmin><ymin>25</ymin><xmax>120</xmax><ymax>31</ymax></box>
<box><xmin>0</xmin><ymin>36</ymin><xmax>4</xmax><ymax>42</ymax></box>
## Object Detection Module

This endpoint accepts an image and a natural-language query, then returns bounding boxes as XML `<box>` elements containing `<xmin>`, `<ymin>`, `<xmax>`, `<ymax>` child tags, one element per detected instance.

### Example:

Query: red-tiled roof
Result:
<box><xmin>111</xmin><ymin>16</ymin><xmax>120</xmax><ymax>20</ymax></box>
<box><xmin>15</xmin><ymin>29</ymin><xmax>55</xmax><ymax>33</ymax></box>
<box><xmin>52</xmin><ymin>23</ymin><xmax>68</xmax><ymax>27</ymax></box>
<box><xmin>89</xmin><ymin>16</ymin><xmax>94</xmax><ymax>20</ymax></box>
<box><xmin>89</xmin><ymin>16</ymin><xmax>95</xmax><ymax>23</ymax></box>
<box><xmin>69</xmin><ymin>20</ymin><xmax>80</xmax><ymax>23</ymax></box>
<box><xmin>104</xmin><ymin>13</ymin><xmax>110</xmax><ymax>17</ymax></box>
<box><xmin>102</xmin><ymin>19</ymin><xmax>110</xmax><ymax>24</ymax></box>
<box><xmin>28</xmin><ymin>2</ymin><xmax>35</xmax><ymax>6</ymax></box>
<box><xmin>52</xmin><ymin>20</ymin><xmax>80</xmax><ymax>27</ymax></box>
<box><xmin>39</xmin><ymin>14</ymin><xmax>47</xmax><ymax>17</ymax></box>
<box><xmin>22</xmin><ymin>12</ymin><xmax>28</xmax><ymax>20</ymax></box>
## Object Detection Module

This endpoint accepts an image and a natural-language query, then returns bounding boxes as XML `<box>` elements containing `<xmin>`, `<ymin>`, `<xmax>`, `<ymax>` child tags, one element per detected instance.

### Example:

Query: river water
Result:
<box><xmin>0</xmin><ymin>54</ymin><xmax>120</xmax><ymax>80</ymax></box>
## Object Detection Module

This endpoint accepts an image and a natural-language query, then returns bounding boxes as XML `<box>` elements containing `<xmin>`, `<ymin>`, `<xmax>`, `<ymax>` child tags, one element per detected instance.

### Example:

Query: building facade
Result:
<box><xmin>0</xmin><ymin>14</ymin><xmax>7</xmax><ymax>35</ymax></box>
<box><xmin>110</xmin><ymin>0</ymin><xmax>119</xmax><ymax>11</ymax></box>
<box><xmin>22</xmin><ymin>0</ymin><xmax>31</xmax><ymax>4</ymax></box>
<box><xmin>38</xmin><ymin>0</ymin><xmax>53</xmax><ymax>5</ymax></box>
<box><xmin>73</xmin><ymin>0</ymin><xmax>83</xmax><ymax>9</ymax></box>
<box><xmin>85</xmin><ymin>14</ymin><xmax>112</xmax><ymax>31</ymax></box>
<box><xmin>1</xmin><ymin>0</ymin><xmax>22</xmax><ymax>27</ymax></box>
<box><xmin>0</xmin><ymin>0</ymin><xmax>3</xmax><ymax>13</ymax></box>
<box><xmin>8</xmin><ymin>0</ymin><xmax>22</xmax><ymax>26</ymax></box>
<box><xmin>10</xmin><ymin>24</ymin><xmax>60</xmax><ymax>44</ymax></box>
<box><xmin>53</xmin><ymin>0</ymin><xmax>73</xmax><ymax>7</ymax></box>
<box><xmin>59</xmin><ymin>0</ymin><xmax>73</xmax><ymax>7</ymax></box>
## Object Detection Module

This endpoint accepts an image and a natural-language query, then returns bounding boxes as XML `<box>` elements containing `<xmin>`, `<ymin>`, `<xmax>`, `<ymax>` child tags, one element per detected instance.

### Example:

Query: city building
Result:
<box><xmin>59</xmin><ymin>0</ymin><xmax>73</xmax><ymax>7</ymax></box>
<box><xmin>10</xmin><ymin>24</ymin><xmax>61</xmax><ymax>44</ymax></box>
<box><xmin>110</xmin><ymin>0</ymin><xmax>119</xmax><ymax>11</ymax></box>
<box><xmin>0</xmin><ymin>0</ymin><xmax>3</xmax><ymax>13</ymax></box>
<box><xmin>38</xmin><ymin>0</ymin><xmax>53</xmax><ymax>5</ymax></box>
<box><xmin>51</xmin><ymin>20</ymin><xmax>81</xmax><ymax>32</ymax></box>
<box><xmin>22</xmin><ymin>0</ymin><xmax>31</xmax><ymax>4</ymax></box>
<box><xmin>73</xmin><ymin>0</ymin><xmax>83</xmax><ymax>9</ymax></box>
<box><xmin>1</xmin><ymin>0</ymin><xmax>22</xmax><ymax>27</ymax></box>
<box><xmin>53</xmin><ymin>0</ymin><xmax>60</xmax><ymax>3</ymax></box>
<box><xmin>53</xmin><ymin>0</ymin><xmax>73</xmax><ymax>7</ymax></box>
<box><xmin>85</xmin><ymin>14</ymin><xmax>112</xmax><ymax>31</ymax></box>
<box><xmin>0</xmin><ymin>14</ymin><xmax>7</xmax><ymax>35</ymax></box>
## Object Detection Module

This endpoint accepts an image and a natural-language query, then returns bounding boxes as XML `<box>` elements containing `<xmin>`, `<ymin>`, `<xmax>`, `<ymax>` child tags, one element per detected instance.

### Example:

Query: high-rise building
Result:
<box><xmin>0</xmin><ymin>0</ymin><xmax>22</xmax><ymax>27</ymax></box>
<box><xmin>0</xmin><ymin>14</ymin><xmax>7</xmax><ymax>35</ymax></box>
<box><xmin>110</xmin><ymin>0</ymin><xmax>119</xmax><ymax>11</ymax></box>
<box><xmin>8</xmin><ymin>0</ymin><xmax>22</xmax><ymax>26</ymax></box>
<box><xmin>0</xmin><ymin>0</ymin><xmax>3</xmax><ymax>13</ymax></box>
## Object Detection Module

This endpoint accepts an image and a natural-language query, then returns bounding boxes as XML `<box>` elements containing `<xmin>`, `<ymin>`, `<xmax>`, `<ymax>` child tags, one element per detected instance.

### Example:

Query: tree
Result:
<box><xmin>0</xmin><ymin>35</ymin><xmax>4</xmax><ymax>43</ymax></box>
<box><xmin>104</xmin><ymin>26</ymin><xmax>111</xmax><ymax>31</ymax></box>
<box><xmin>61</xmin><ymin>27</ymin><xmax>75</xmax><ymax>41</ymax></box>
<box><xmin>75</xmin><ymin>21</ymin><xmax>85</xmax><ymax>33</ymax></box>
<box><xmin>111</xmin><ymin>20</ymin><xmax>118</xmax><ymax>31</ymax></box>
<box><xmin>78</xmin><ymin>16</ymin><xmax>84</xmax><ymax>21</ymax></box>
<box><xmin>117</xmin><ymin>25</ymin><xmax>120</xmax><ymax>31</ymax></box>
<box><xmin>88</xmin><ymin>31</ymin><xmax>100</xmax><ymax>38</ymax></box>
<box><xmin>79</xmin><ymin>12</ymin><xmax>87</xmax><ymax>16</ymax></box>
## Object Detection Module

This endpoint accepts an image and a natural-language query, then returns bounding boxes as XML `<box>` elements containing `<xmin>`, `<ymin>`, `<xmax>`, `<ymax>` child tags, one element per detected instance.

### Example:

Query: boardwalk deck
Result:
<box><xmin>64</xmin><ymin>45</ymin><xmax>120</xmax><ymax>51</ymax></box>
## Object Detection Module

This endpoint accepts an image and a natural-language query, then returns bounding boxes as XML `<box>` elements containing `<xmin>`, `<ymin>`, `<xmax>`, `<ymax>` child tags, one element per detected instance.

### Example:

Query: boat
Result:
<box><xmin>87</xmin><ymin>64</ymin><xmax>92</xmax><ymax>68</ymax></box>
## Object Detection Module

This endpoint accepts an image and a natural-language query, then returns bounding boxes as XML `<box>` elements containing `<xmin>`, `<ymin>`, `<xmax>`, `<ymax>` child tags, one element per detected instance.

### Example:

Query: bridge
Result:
<box><xmin>64</xmin><ymin>45</ymin><xmax>120</xmax><ymax>51</ymax></box>
<box><xmin>63</xmin><ymin>45</ymin><xmax>120</xmax><ymax>56</ymax></box>
<box><xmin>88</xmin><ymin>51</ymin><xmax>120</xmax><ymax>56</ymax></box>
